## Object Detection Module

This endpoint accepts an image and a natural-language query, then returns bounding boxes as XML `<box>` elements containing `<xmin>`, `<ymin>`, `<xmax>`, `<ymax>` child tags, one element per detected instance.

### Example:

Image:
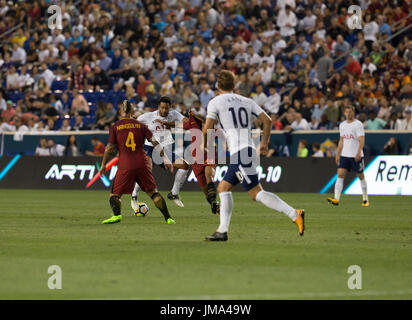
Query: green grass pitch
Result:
<box><xmin>1</xmin><ymin>189</ymin><xmax>411</xmax><ymax>299</ymax></box>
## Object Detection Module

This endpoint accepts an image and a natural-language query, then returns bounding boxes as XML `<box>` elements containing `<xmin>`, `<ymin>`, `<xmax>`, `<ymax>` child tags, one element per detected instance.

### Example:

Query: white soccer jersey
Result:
<box><xmin>340</xmin><ymin>119</ymin><xmax>365</xmax><ymax>157</ymax></box>
<box><xmin>138</xmin><ymin>110</ymin><xmax>184</xmax><ymax>147</ymax></box>
<box><xmin>207</xmin><ymin>93</ymin><xmax>264</xmax><ymax>155</ymax></box>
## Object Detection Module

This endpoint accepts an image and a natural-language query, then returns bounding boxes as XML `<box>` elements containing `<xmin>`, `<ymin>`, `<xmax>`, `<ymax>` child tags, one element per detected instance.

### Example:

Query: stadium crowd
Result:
<box><xmin>0</xmin><ymin>0</ymin><xmax>412</xmax><ymax>139</ymax></box>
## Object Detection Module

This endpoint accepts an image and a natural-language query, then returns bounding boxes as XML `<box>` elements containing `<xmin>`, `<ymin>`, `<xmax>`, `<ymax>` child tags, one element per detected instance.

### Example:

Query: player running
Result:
<box><xmin>99</xmin><ymin>100</ymin><xmax>176</xmax><ymax>225</ymax></box>
<box><xmin>327</xmin><ymin>105</ymin><xmax>369</xmax><ymax>206</ymax></box>
<box><xmin>182</xmin><ymin>109</ymin><xmax>219</xmax><ymax>214</ymax></box>
<box><xmin>131</xmin><ymin>96</ymin><xmax>189</xmax><ymax>210</ymax></box>
<box><xmin>203</xmin><ymin>70</ymin><xmax>305</xmax><ymax>241</ymax></box>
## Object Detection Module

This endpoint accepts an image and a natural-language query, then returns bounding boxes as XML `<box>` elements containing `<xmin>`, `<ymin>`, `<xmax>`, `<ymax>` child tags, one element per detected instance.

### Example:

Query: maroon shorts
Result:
<box><xmin>193</xmin><ymin>162</ymin><xmax>215</xmax><ymax>187</ymax></box>
<box><xmin>111</xmin><ymin>166</ymin><xmax>156</xmax><ymax>194</ymax></box>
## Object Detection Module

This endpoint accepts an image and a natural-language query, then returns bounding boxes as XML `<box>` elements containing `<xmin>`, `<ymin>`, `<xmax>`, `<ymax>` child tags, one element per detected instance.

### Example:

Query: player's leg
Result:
<box><xmin>131</xmin><ymin>183</ymin><xmax>141</xmax><ymax>211</ymax></box>
<box><xmin>146</xmin><ymin>189</ymin><xmax>175</xmax><ymax>224</ymax></box>
<box><xmin>205</xmin><ymin>162</ymin><xmax>240</xmax><ymax>241</ymax></box>
<box><xmin>357</xmin><ymin>158</ymin><xmax>369</xmax><ymax>206</ymax></box>
<box><xmin>102</xmin><ymin>168</ymin><xmax>136</xmax><ymax>224</ymax></box>
<box><xmin>102</xmin><ymin>192</ymin><xmax>123</xmax><ymax>224</ymax></box>
<box><xmin>131</xmin><ymin>155</ymin><xmax>152</xmax><ymax>211</ymax></box>
<box><xmin>195</xmin><ymin>164</ymin><xmax>219</xmax><ymax>214</ymax></box>
<box><xmin>248</xmin><ymin>184</ymin><xmax>305</xmax><ymax>236</ymax></box>
<box><xmin>204</xmin><ymin>165</ymin><xmax>219</xmax><ymax>214</ymax></box>
<box><xmin>168</xmin><ymin>158</ymin><xmax>189</xmax><ymax>207</ymax></box>
<box><xmin>330</xmin><ymin>168</ymin><xmax>346</xmax><ymax>205</ymax></box>
<box><xmin>136</xmin><ymin>165</ymin><xmax>175</xmax><ymax>224</ymax></box>
<box><xmin>205</xmin><ymin>180</ymin><xmax>234</xmax><ymax>241</ymax></box>
<box><xmin>328</xmin><ymin>157</ymin><xmax>349</xmax><ymax>205</ymax></box>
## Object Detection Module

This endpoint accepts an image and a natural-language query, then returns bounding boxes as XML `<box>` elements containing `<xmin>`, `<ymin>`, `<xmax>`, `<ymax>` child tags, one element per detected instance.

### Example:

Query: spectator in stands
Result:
<box><xmin>0</xmin><ymin>91</ymin><xmax>6</xmax><ymax>111</ymax></box>
<box><xmin>325</xmin><ymin>140</ymin><xmax>339</xmax><ymax>158</ymax></box>
<box><xmin>89</xmin><ymin>65</ymin><xmax>111</xmax><ymax>91</ymax></box>
<box><xmin>312</xmin><ymin>143</ymin><xmax>324</xmax><ymax>157</ymax></box>
<box><xmin>143</xmin><ymin>84</ymin><xmax>161</xmax><ymax>111</ymax></box>
<box><xmin>70</xmin><ymin>89</ymin><xmax>89</xmax><ymax>116</ymax></box>
<box><xmin>182</xmin><ymin>86</ymin><xmax>199</xmax><ymax>109</ymax></box>
<box><xmin>6</xmin><ymin>65</ymin><xmax>19</xmax><ymax>91</ymax></box>
<box><xmin>59</xmin><ymin>119</ymin><xmax>71</xmax><ymax>132</ymax></box>
<box><xmin>55</xmin><ymin>92</ymin><xmax>71</xmax><ymax>115</ymax></box>
<box><xmin>72</xmin><ymin>115</ymin><xmax>88</xmax><ymax>131</ymax></box>
<box><xmin>48</xmin><ymin>138</ymin><xmax>65</xmax><ymax>156</ymax></box>
<box><xmin>277</xmin><ymin>5</ymin><xmax>297</xmax><ymax>38</ymax></box>
<box><xmin>86</xmin><ymin>137</ymin><xmax>105</xmax><ymax>156</ymax></box>
<box><xmin>96</xmin><ymin>102</ymin><xmax>116</xmax><ymax>130</ymax></box>
<box><xmin>399</xmin><ymin>110</ymin><xmax>412</xmax><ymax>130</ymax></box>
<box><xmin>291</xmin><ymin>112</ymin><xmax>310</xmax><ymax>130</ymax></box>
<box><xmin>264</xmin><ymin>86</ymin><xmax>281</xmax><ymax>115</ymax></box>
<box><xmin>297</xmin><ymin>139</ymin><xmax>309</xmax><ymax>158</ymax></box>
<box><xmin>386</xmin><ymin>112</ymin><xmax>404</xmax><ymax>130</ymax></box>
<box><xmin>65</xmin><ymin>135</ymin><xmax>81</xmax><ymax>157</ymax></box>
<box><xmin>1</xmin><ymin>100</ymin><xmax>16</xmax><ymax>123</ymax></box>
<box><xmin>199</xmin><ymin>83</ymin><xmax>215</xmax><ymax>109</ymax></box>
<box><xmin>252</xmin><ymin>84</ymin><xmax>268</xmax><ymax>108</ymax></box>
<box><xmin>367</xmin><ymin>111</ymin><xmax>387</xmax><ymax>130</ymax></box>
<box><xmin>35</xmin><ymin>138</ymin><xmax>50</xmax><ymax>156</ymax></box>
<box><xmin>270</xmin><ymin>113</ymin><xmax>283</xmax><ymax>131</ymax></box>
<box><xmin>382</xmin><ymin>137</ymin><xmax>400</xmax><ymax>155</ymax></box>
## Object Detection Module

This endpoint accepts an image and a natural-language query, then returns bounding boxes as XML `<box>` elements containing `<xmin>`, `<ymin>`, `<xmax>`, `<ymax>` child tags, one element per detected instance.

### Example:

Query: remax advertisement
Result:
<box><xmin>345</xmin><ymin>156</ymin><xmax>412</xmax><ymax>196</ymax></box>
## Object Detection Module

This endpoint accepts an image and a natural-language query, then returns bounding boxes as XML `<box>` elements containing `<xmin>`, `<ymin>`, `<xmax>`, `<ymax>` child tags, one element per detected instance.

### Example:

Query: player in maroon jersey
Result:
<box><xmin>99</xmin><ymin>100</ymin><xmax>176</xmax><ymax>225</ymax></box>
<box><xmin>183</xmin><ymin>110</ymin><xmax>219</xmax><ymax>214</ymax></box>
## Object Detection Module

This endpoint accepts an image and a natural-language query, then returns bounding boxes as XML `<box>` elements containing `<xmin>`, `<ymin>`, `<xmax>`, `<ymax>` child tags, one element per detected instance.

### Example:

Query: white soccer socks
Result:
<box><xmin>256</xmin><ymin>190</ymin><xmax>297</xmax><ymax>221</ymax></box>
<box><xmin>132</xmin><ymin>183</ymin><xmax>140</xmax><ymax>198</ymax></box>
<box><xmin>360</xmin><ymin>178</ymin><xmax>368</xmax><ymax>201</ymax></box>
<box><xmin>171</xmin><ymin>169</ymin><xmax>188</xmax><ymax>195</ymax></box>
<box><xmin>217</xmin><ymin>191</ymin><xmax>233</xmax><ymax>233</ymax></box>
<box><xmin>334</xmin><ymin>177</ymin><xmax>344</xmax><ymax>201</ymax></box>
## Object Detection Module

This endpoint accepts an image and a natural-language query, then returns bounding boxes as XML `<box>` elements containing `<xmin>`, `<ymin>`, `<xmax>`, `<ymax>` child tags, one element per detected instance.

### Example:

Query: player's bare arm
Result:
<box><xmin>99</xmin><ymin>143</ymin><xmax>116</xmax><ymax>176</ymax></box>
<box><xmin>258</xmin><ymin>111</ymin><xmax>271</xmax><ymax>156</ymax></box>
<box><xmin>356</xmin><ymin>136</ymin><xmax>365</xmax><ymax>162</ymax></box>
<box><xmin>189</xmin><ymin>110</ymin><xmax>205</xmax><ymax>123</ymax></box>
<box><xmin>154</xmin><ymin>119</ymin><xmax>179</xmax><ymax>128</ymax></box>
<box><xmin>336</xmin><ymin>137</ymin><xmax>344</xmax><ymax>165</ymax></box>
<box><xmin>202</xmin><ymin>117</ymin><xmax>216</xmax><ymax>151</ymax></box>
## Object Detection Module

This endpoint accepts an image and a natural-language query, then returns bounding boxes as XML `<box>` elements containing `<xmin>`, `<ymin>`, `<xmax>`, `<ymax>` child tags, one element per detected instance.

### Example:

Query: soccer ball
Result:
<box><xmin>135</xmin><ymin>202</ymin><xmax>149</xmax><ymax>217</ymax></box>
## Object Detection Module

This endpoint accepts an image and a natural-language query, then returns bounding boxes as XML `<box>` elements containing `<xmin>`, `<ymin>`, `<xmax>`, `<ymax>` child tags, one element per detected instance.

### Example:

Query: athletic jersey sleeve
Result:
<box><xmin>356</xmin><ymin>121</ymin><xmax>365</xmax><ymax>137</ymax></box>
<box><xmin>182</xmin><ymin>117</ymin><xmax>190</xmax><ymax>130</ymax></box>
<box><xmin>170</xmin><ymin>110</ymin><xmax>184</xmax><ymax>122</ymax></box>
<box><xmin>250</xmin><ymin>100</ymin><xmax>264</xmax><ymax>118</ymax></box>
<box><xmin>137</xmin><ymin>112</ymin><xmax>150</xmax><ymax>125</ymax></box>
<box><xmin>339</xmin><ymin>123</ymin><xmax>344</xmax><ymax>137</ymax></box>
<box><xmin>206</xmin><ymin>98</ymin><xmax>217</xmax><ymax>120</ymax></box>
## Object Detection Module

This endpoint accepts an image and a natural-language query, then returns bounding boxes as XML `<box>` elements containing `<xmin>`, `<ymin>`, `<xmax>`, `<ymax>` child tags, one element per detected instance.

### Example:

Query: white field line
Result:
<box><xmin>100</xmin><ymin>289</ymin><xmax>412</xmax><ymax>300</ymax></box>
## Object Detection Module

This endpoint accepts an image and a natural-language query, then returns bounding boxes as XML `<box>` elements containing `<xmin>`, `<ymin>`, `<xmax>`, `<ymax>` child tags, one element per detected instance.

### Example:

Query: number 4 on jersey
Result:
<box><xmin>125</xmin><ymin>131</ymin><xmax>136</xmax><ymax>151</ymax></box>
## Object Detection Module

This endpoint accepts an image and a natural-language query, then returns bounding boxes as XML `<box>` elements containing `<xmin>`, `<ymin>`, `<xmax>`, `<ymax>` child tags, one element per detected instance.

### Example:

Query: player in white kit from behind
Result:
<box><xmin>203</xmin><ymin>70</ymin><xmax>305</xmax><ymax>241</ymax></box>
<box><xmin>327</xmin><ymin>105</ymin><xmax>369</xmax><ymax>206</ymax></box>
<box><xmin>131</xmin><ymin>96</ymin><xmax>189</xmax><ymax>210</ymax></box>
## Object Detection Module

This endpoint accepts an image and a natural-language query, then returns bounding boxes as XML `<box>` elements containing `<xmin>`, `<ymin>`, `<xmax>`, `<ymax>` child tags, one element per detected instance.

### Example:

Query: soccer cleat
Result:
<box><xmin>205</xmin><ymin>231</ymin><xmax>228</xmax><ymax>241</ymax></box>
<box><xmin>102</xmin><ymin>215</ymin><xmax>122</xmax><ymax>224</ymax></box>
<box><xmin>167</xmin><ymin>192</ymin><xmax>184</xmax><ymax>207</ymax></box>
<box><xmin>211</xmin><ymin>201</ymin><xmax>219</xmax><ymax>215</ymax></box>
<box><xmin>362</xmin><ymin>200</ymin><xmax>370</xmax><ymax>207</ymax></box>
<box><xmin>131</xmin><ymin>196</ymin><xmax>139</xmax><ymax>212</ymax></box>
<box><xmin>294</xmin><ymin>209</ymin><xmax>305</xmax><ymax>236</ymax></box>
<box><xmin>327</xmin><ymin>197</ymin><xmax>339</xmax><ymax>206</ymax></box>
<box><xmin>166</xmin><ymin>218</ymin><xmax>176</xmax><ymax>224</ymax></box>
